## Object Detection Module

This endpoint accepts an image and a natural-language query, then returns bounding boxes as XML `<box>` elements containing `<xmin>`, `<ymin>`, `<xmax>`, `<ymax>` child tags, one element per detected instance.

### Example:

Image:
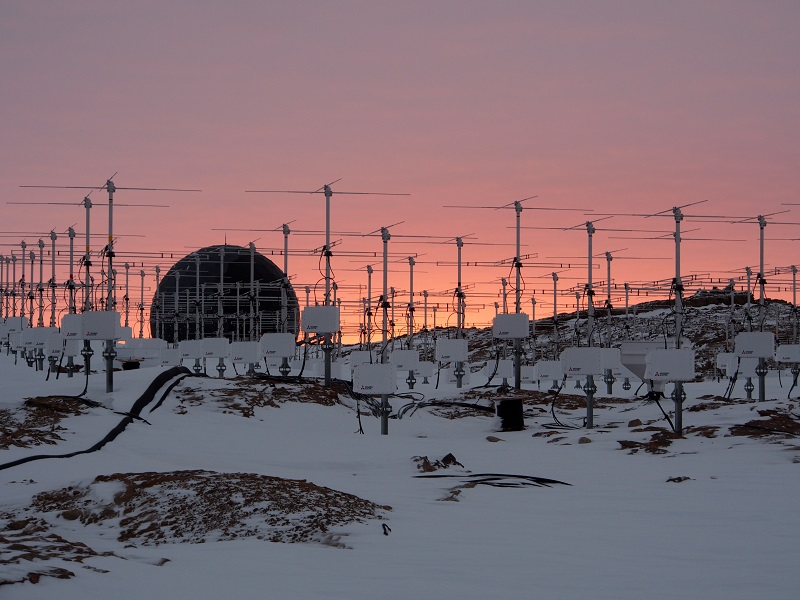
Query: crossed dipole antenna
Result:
<box><xmin>244</xmin><ymin>179</ymin><xmax>409</xmax><ymax>390</ymax></box>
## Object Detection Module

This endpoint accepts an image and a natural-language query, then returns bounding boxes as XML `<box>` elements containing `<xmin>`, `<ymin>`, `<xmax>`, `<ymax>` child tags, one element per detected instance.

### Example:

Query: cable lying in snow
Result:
<box><xmin>0</xmin><ymin>366</ymin><xmax>191</xmax><ymax>472</ymax></box>
<box><xmin>414</xmin><ymin>473</ymin><xmax>571</xmax><ymax>488</ymax></box>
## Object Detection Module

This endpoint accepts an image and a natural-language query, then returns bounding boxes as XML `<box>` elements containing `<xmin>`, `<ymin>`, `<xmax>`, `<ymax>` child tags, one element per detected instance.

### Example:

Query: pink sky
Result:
<box><xmin>1</xmin><ymin>1</ymin><xmax>799</xmax><ymax>338</ymax></box>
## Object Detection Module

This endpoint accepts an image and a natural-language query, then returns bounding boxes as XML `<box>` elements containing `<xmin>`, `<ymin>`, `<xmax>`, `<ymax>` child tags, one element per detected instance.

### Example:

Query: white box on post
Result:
<box><xmin>494</xmin><ymin>359</ymin><xmax>514</xmax><ymax>379</ymax></box>
<box><xmin>260</xmin><ymin>333</ymin><xmax>296</xmax><ymax>358</ymax></box>
<box><xmin>302</xmin><ymin>306</ymin><xmax>340</xmax><ymax>335</ymax></box>
<box><xmin>81</xmin><ymin>311</ymin><xmax>120</xmax><ymax>340</ymax></box>
<box><xmin>492</xmin><ymin>313</ymin><xmax>530</xmax><ymax>339</ymax></box>
<box><xmin>435</xmin><ymin>338</ymin><xmax>468</xmax><ymax>362</ymax></box>
<box><xmin>61</xmin><ymin>314</ymin><xmax>82</xmax><ymax>339</ymax></box>
<box><xmin>644</xmin><ymin>348</ymin><xmax>696</xmax><ymax>382</ymax></box>
<box><xmin>775</xmin><ymin>344</ymin><xmax>800</xmax><ymax>363</ymax></box>
<box><xmin>202</xmin><ymin>337</ymin><xmax>230</xmax><ymax>359</ymax></box>
<box><xmin>353</xmin><ymin>363</ymin><xmax>396</xmax><ymax>395</ymax></box>
<box><xmin>5</xmin><ymin>317</ymin><xmax>28</xmax><ymax>334</ymax></box>
<box><xmin>560</xmin><ymin>347</ymin><xmax>605</xmax><ymax>377</ymax></box>
<box><xmin>390</xmin><ymin>349</ymin><xmax>420</xmax><ymax>371</ymax></box>
<box><xmin>534</xmin><ymin>360</ymin><xmax>562</xmax><ymax>381</ymax></box>
<box><xmin>159</xmin><ymin>348</ymin><xmax>181</xmax><ymax>367</ymax></box>
<box><xmin>46</xmin><ymin>331</ymin><xmax>65</xmax><ymax>359</ymax></box>
<box><xmin>179</xmin><ymin>340</ymin><xmax>205</xmax><ymax>360</ymax></box>
<box><xmin>521</xmin><ymin>365</ymin><xmax>536</xmax><ymax>384</ymax></box>
<box><xmin>735</xmin><ymin>331</ymin><xmax>775</xmax><ymax>359</ymax></box>
<box><xmin>229</xmin><ymin>341</ymin><xmax>260</xmax><ymax>364</ymax></box>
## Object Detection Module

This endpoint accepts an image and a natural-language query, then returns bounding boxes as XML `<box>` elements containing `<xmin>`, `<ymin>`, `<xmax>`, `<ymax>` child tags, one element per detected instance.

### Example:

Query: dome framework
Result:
<box><xmin>150</xmin><ymin>244</ymin><xmax>299</xmax><ymax>343</ymax></box>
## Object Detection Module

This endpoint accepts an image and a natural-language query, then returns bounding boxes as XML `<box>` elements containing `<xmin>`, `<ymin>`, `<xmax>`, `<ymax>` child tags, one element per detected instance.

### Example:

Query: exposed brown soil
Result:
<box><xmin>1</xmin><ymin>469</ymin><xmax>391</xmax><ymax>586</ymax></box>
<box><xmin>729</xmin><ymin>409</ymin><xmax>800</xmax><ymax>439</ymax></box>
<box><xmin>0</xmin><ymin>396</ymin><xmax>88</xmax><ymax>450</ymax></box>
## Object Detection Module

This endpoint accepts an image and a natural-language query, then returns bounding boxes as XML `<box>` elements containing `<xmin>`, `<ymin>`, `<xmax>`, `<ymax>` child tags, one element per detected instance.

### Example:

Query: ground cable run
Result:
<box><xmin>0</xmin><ymin>366</ymin><xmax>191</xmax><ymax>472</ymax></box>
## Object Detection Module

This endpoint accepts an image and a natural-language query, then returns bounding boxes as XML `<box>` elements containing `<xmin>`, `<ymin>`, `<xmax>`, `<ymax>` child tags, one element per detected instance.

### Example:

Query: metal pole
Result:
<box><xmin>514</xmin><ymin>201</ymin><xmax>522</xmax><ymax>389</ymax></box>
<box><xmin>20</xmin><ymin>241</ymin><xmax>27</xmax><ymax>324</ymax></box>
<box><xmin>282</xmin><ymin>224</ymin><xmax>290</xmax><ymax>333</ymax></box>
<box><xmin>194</xmin><ymin>253</ymin><xmax>201</xmax><ymax>340</ymax></box>
<box><xmin>673</xmin><ymin>207</ymin><xmax>685</xmax><ymax>433</ymax></box>
<box><xmin>757</xmin><ymin>215</ymin><xmax>767</xmax><ymax>402</ymax></box>
<box><xmin>792</xmin><ymin>266</ymin><xmax>797</xmax><ymax>344</ymax></box>
<box><xmin>604</xmin><ymin>251</ymin><xmax>613</xmax><ymax>393</ymax></box>
<box><xmin>552</xmin><ymin>272</ymin><xmax>559</xmax><ymax>359</ymax></box>
<box><xmin>366</xmin><ymin>265</ymin><xmax>373</xmax><ymax>353</ymax></box>
<box><xmin>67</xmin><ymin>227</ymin><xmax>76</xmax><ymax>314</ymax></box>
<box><xmin>249</xmin><ymin>242</ymin><xmax>255</xmax><ymax>341</ymax></box>
<box><xmin>390</xmin><ymin>286</ymin><xmax>395</xmax><ymax>349</ymax></box>
<box><xmin>49</xmin><ymin>232</ymin><xmax>57</xmax><ymax>327</ymax></box>
<box><xmin>11</xmin><ymin>255</ymin><xmax>17</xmax><ymax>317</ymax></box>
<box><xmin>455</xmin><ymin>237</ymin><xmax>465</xmax><ymax>388</ymax></box>
<box><xmin>584</xmin><ymin>223</ymin><xmax>596</xmax><ymax>429</ymax></box>
<box><xmin>37</xmin><ymin>239</ymin><xmax>45</xmax><ymax>328</ymax></box>
<box><xmin>124</xmin><ymin>263</ymin><xmax>130</xmax><ymax>328</ymax></box>
<box><xmin>531</xmin><ymin>297</ymin><xmax>536</xmax><ymax>361</ymax></box>
<box><xmin>423</xmin><ymin>289</ymin><xmax>429</xmax><ymax>370</ymax></box>
<box><xmin>83</xmin><ymin>197</ymin><xmax>92</xmax><ymax>311</ymax></box>
<box><xmin>29</xmin><ymin>251</ymin><xmax>35</xmax><ymax>326</ymax></box>
<box><xmin>381</xmin><ymin>227</ymin><xmax>391</xmax><ymax>435</ymax></box>
<box><xmin>139</xmin><ymin>269</ymin><xmax>145</xmax><ymax>338</ymax></box>
<box><xmin>0</xmin><ymin>253</ymin><xmax>4</xmax><ymax>320</ymax></box>
<box><xmin>408</xmin><ymin>256</ymin><xmax>415</xmax><ymax>349</ymax></box>
<box><xmin>155</xmin><ymin>266</ymin><xmax>162</xmax><ymax>339</ymax></box>
<box><xmin>323</xmin><ymin>185</ymin><xmax>333</xmax><ymax>387</ymax></box>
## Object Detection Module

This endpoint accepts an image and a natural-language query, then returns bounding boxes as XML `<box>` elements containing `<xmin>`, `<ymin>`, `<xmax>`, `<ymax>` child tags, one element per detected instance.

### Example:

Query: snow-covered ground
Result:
<box><xmin>2</xmin><ymin>340</ymin><xmax>799</xmax><ymax>599</ymax></box>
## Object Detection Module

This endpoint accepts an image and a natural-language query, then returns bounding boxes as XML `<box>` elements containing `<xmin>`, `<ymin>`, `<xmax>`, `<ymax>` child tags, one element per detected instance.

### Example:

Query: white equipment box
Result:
<box><xmin>202</xmin><ymin>337</ymin><xmax>230</xmax><ymax>359</ymax></box>
<box><xmin>302</xmin><ymin>306</ymin><xmax>340</xmax><ymax>334</ymax></box>
<box><xmin>534</xmin><ymin>360</ymin><xmax>562</xmax><ymax>381</ymax></box>
<box><xmin>492</xmin><ymin>313</ymin><xmax>530</xmax><ymax>339</ymax></box>
<box><xmin>644</xmin><ymin>348</ymin><xmax>696</xmax><ymax>382</ymax></box>
<box><xmin>45</xmin><ymin>331</ymin><xmax>65</xmax><ymax>358</ymax></box>
<box><xmin>32</xmin><ymin>327</ymin><xmax>56</xmax><ymax>350</ymax></box>
<box><xmin>81</xmin><ymin>311</ymin><xmax>121</xmax><ymax>340</ymax></box>
<box><xmin>738</xmin><ymin>356</ymin><xmax>758</xmax><ymax>378</ymax></box>
<box><xmin>10</xmin><ymin>332</ymin><xmax>24</xmax><ymax>352</ymax></box>
<box><xmin>260</xmin><ymin>333</ymin><xmax>296</xmax><ymax>358</ymax></box>
<box><xmin>417</xmin><ymin>361</ymin><xmax>435</xmax><ymax>378</ymax></box>
<box><xmin>159</xmin><ymin>348</ymin><xmax>181</xmax><ymax>367</ymax></box>
<box><xmin>179</xmin><ymin>340</ymin><xmax>205</xmax><ymax>360</ymax></box>
<box><xmin>21</xmin><ymin>329</ymin><xmax>37</xmax><ymax>351</ymax></box>
<box><xmin>716</xmin><ymin>352</ymin><xmax>737</xmax><ymax>375</ymax></box>
<box><xmin>560</xmin><ymin>347</ymin><xmax>605</xmax><ymax>377</ymax></box>
<box><xmin>353</xmin><ymin>363</ymin><xmax>396</xmax><ymax>395</ymax></box>
<box><xmin>493</xmin><ymin>359</ymin><xmax>515</xmax><ymax>379</ymax></box>
<box><xmin>435</xmin><ymin>338</ymin><xmax>468</xmax><ymax>362</ymax></box>
<box><xmin>775</xmin><ymin>344</ymin><xmax>800</xmax><ymax>363</ymax></box>
<box><xmin>348</xmin><ymin>350</ymin><xmax>373</xmax><ymax>367</ymax></box>
<box><xmin>390</xmin><ymin>349</ymin><xmax>420</xmax><ymax>371</ymax></box>
<box><xmin>302</xmin><ymin>358</ymin><xmax>324</xmax><ymax>377</ymax></box>
<box><xmin>229</xmin><ymin>341</ymin><xmax>260</xmax><ymax>364</ymax></box>
<box><xmin>735</xmin><ymin>331</ymin><xmax>775</xmax><ymax>359</ymax></box>
<box><xmin>521</xmin><ymin>365</ymin><xmax>536</xmax><ymax>384</ymax></box>
<box><xmin>64</xmin><ymin>339</ymin><xmax>82</xmax><ymax>358</ymax></box>
<box><xmin>60</xmin><ymin>314</ymin><xmax>82</xmax><ymax>338</ymax></box>
<box><xmin>5</xmin><ymin>317</ymin><xmax>28</xmax><ymax>334</ymax></box>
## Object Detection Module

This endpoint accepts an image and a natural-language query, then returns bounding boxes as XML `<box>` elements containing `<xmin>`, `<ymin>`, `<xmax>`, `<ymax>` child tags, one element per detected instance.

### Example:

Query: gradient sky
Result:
<box><xmin>2</xmin><ymin>1</ymin><xmax>799</xmax><ymax>338</ymax></box>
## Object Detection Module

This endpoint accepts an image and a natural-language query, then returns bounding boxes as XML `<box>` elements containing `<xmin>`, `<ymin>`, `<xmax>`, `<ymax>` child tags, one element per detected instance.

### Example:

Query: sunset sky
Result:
<box><xmin>1</xmin><ymin>1</ymin><xmax>799</xmax><ymax>338</ymax></box>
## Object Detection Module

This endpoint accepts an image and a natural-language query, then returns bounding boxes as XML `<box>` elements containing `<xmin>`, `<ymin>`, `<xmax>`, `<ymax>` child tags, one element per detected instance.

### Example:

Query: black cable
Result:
<box><xmin>543</xmin><ymin>376</ymin><xmax>583</xmax><ymax>429</ymax></box>
<box><xmin>651</xmin><ymin>390</ymin><xmax>676</xmax><ymax>432</ymax></box>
